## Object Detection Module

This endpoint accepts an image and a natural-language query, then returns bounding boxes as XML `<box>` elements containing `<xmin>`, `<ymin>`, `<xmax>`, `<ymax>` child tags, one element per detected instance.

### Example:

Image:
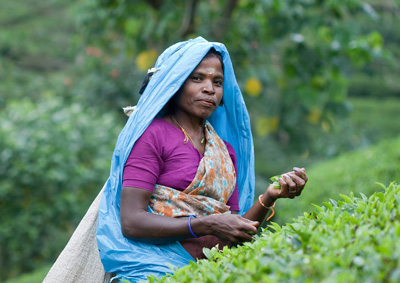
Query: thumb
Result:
<box><xmin>238</xmin><ymin>216</ymin><xmax>259</xmax><ymax>227</ymax></box>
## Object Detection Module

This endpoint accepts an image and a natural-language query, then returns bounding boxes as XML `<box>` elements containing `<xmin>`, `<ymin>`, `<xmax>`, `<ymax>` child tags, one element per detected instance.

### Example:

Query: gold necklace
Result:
<box><xmin>170</xmin><ymin>116</ymin><xmax>205</xmax><ymax>146</ymax></box>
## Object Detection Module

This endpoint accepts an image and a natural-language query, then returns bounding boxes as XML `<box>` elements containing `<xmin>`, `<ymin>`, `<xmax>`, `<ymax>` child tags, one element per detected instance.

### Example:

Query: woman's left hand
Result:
<box><xmin>264</xmin><ymin>167</ymin><xmax>308</xmax><ymax>202</ymax></box>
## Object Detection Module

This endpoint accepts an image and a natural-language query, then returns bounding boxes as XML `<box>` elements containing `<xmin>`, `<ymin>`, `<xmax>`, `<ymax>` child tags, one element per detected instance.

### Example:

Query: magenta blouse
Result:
<box><xmin>122</xmin><ymin>118</ymin><xmax>239</xmax><ymax>211</ymax></box>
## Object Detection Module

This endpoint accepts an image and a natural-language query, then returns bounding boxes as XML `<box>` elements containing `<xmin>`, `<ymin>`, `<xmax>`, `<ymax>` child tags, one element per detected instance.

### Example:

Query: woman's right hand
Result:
<box><xmin>194</xmin><ymin>213</ymin><xmax>259</xmax><ymax>245</ymax></box>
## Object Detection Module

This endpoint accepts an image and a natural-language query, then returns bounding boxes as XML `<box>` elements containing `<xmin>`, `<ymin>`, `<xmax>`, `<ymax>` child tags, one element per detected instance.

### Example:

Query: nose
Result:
<box><xmin>202</xmin><ymin>80</ymin><xmax>215</xmax><ymax>95</ymax></box>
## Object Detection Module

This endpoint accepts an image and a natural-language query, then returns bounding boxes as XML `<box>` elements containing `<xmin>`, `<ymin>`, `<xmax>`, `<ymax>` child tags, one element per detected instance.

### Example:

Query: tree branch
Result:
<box><xmin>146</xmin><ymin>0</ymin><xmax>163</xmax><ymax>10</ymax></box>
<box><xmin>178</xmin><ymin>0</ymin><xmax>199</xmax><ymax>37</ymax></box>
<box><xmin>212</xmin><ymin>0</ymin><xmax>239</xmax><ymax>41</ymax></box>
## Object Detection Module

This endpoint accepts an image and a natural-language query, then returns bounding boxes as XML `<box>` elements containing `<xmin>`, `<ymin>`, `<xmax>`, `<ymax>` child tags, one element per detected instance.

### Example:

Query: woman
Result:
<box><xmin>97</xmin><ymin>37</ymin><xmax>307</xmax><ymax>282</ymax></box>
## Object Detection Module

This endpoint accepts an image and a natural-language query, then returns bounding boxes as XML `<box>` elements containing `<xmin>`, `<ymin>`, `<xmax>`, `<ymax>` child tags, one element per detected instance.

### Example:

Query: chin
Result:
<box><xmin>199</xmin><ymin>111</ymin><xmax>214</xmax><ymax>120</ymax></box>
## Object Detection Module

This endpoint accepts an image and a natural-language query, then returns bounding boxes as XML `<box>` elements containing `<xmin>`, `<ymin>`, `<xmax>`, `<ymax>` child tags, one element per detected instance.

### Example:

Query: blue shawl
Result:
<box><xmin>96</xmin><ymin>37</ymin><xmax>255</xmax><ymax>282</ymax></box>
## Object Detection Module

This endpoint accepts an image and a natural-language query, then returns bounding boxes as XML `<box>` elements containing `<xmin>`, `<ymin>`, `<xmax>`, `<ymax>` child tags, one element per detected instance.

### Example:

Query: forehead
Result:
<box><xmin>193</xmin><ymin>54</ymin><xmax>223</xmax><ymax>74</ymax></box>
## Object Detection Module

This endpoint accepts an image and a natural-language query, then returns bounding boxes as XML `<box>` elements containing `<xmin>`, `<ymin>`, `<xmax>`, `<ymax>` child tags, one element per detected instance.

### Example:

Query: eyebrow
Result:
<box><xmin>192</xmin><ymin>71</ymin><xmax>224</xmax><ymax>79</ymax></box>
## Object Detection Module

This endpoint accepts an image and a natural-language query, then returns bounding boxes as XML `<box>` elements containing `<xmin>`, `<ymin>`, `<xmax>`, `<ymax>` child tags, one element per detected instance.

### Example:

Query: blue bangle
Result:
<box><xmin>188</xmin><ymin>215</ymin><xmax>198</xmax><ymax>238</ymax></box>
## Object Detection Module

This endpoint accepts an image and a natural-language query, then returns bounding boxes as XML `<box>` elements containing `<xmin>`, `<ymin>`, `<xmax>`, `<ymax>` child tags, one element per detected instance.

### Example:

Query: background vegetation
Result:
<box><xmin>1</xmin><ymin>0</ymin><xmax>399</xmax><ymax>281</ymax></box>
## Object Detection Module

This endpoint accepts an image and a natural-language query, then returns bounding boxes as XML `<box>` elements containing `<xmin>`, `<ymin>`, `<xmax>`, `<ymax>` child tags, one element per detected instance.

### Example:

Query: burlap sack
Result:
<box><xmin>43</xmin><ymin>185</ymin><xmax>113</xmax><ymax>283</ymax></box>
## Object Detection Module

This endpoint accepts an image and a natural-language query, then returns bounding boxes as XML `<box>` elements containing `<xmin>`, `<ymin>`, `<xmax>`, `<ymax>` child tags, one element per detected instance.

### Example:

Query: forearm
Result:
<box><xmin>121</xmin><ymin>187</ymin><xmax>258</xmax><ymax>245</ymax></box>
<box><xmin>122</xmin><ymin>209</ymin><xmax>258</xmax><ymax>246</ymax></box>
<box><xmin>242</xmin><ymin>192</ymin><xmax>276</xmax><ymax>225</ymax></box>
<box><xmin>121</xmin><ymin>210</ymin><xmax>195</xmax><ymax>240</ymax></box>
<box><xmin>242</xmin><ymin>167</ymin><xmax>308</xmax><ymax>225</ymax></box>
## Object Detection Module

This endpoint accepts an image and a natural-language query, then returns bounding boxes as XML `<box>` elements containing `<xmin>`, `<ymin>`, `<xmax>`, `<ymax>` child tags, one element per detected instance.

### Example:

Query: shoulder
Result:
<box><xmin>139</xmin><ymin>118</ymin><xmax>174</xmax><ymax>139</ymax></box>
<box><xmin>136</xmin><ymin>118</ymin><xmax>182</xmax><ymax>154</ymax></box>
<box><xmin>144</xmin><ymin>118</ymin><xmax>172</xmax><ymax>133</ymax></box>
<box><xmin>133</xmin><ymin>119</ymin><xmax>173</xmax><ymax>153</ymax></box>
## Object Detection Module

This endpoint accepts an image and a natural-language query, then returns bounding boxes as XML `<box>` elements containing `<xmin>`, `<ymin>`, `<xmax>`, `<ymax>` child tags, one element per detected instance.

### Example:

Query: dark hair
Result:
<box><xmin>204</xmin><ymin>48</ymin><xmax>224</xmax><ymax>71</ymax></box>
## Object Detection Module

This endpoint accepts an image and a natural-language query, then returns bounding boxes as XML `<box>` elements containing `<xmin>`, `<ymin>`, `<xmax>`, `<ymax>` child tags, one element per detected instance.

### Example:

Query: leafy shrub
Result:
<box><xmin>349</xmin><ymin>72</ymin><xmax>400</xmax><ymax>99</ymax></box>
<box><xmin>0</xmin><ymin>95</ymin><xmax>120</xmax><ymax>279</ymax></box>
<box><xmin>4</xmin><ymin>264</ymin><xmax>51</xmax><ymax>283</ymax></box>
<box><xmin>349</xmin><ymin>97</ymin><xmax>400</xmax><ymax>146</ymax></box>
<box><xmin>77</xmin><ymin>0</ymin><xmax>384</xmax><ymax>157</ymax></box>
<box><xmin>273</xmin><ymin>135</ymin><xmax>400</xmax><ymax>225</ymax></box>
<box><xmin>64</xmin><ymin>47</ymin><xmax>143</xmax><ymax>111</ymax></box>
<box><xmin>152</xmin><ymin>182</ymin><xmax>400</xmax><ymax>282</ymax></box>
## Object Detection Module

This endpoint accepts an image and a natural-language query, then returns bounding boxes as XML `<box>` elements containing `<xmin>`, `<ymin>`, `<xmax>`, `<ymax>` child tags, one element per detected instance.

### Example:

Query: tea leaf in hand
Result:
<box><xmin>270</xmin><ymin>175</ymin><xmax>282</xmax><ymax>189</ymax></box>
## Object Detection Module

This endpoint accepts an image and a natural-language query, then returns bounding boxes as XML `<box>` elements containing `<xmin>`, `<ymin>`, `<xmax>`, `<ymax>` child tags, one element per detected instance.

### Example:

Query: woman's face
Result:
<box><xmin>173</xmin><ymin>54</ymin><xmax>224</xmax><ymax>120</ymax></box>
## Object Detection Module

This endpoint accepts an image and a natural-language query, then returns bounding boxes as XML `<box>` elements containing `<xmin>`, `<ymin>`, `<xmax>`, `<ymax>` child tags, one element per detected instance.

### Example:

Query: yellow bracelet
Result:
<box><xmin>258</xmin><ymin>195</ymin><xmax>275</xmax><ymax>221</ymax></box>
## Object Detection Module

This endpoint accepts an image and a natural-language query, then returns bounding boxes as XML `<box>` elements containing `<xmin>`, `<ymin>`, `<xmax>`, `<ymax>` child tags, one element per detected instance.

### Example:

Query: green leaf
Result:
<box><xmin>340</xmin><ymin>194</ymin><xmax>353</xmax><ymax>204</ymax></box>
<box><xmin>270</xmin><ymin>175</ymin><xmax>282</xmax><ymax>189</ymax></box>
<box><xmin>312</xmin><ymin>203</ymin><xmax>324</xmax><ymax>212</ymax></box>
<box><xmin>268</xmin><ymin>221</ymin><xmax>282</xmax><ymax>232</ymax></box>
<box><xmin>323</xmin><ymin>201</ymin><xmax>333</xmax><ymax>211</ymax></box>
<box><xmin>202</xmin><ymin>247</ymin><xmax>211</xmax><ymax>259</ymax></box>
<box><xmin>375</xmin><ymin>182</ymin><xmax>386</xmax><ymax>190</ymax></box>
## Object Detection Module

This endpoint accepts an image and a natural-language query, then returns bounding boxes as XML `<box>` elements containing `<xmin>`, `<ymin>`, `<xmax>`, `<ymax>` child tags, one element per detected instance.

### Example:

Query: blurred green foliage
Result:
<box><xmin>349</xmin><ymin>97</ymin><xmax>400</xmax><ymax>145</ymax></box>
<box><xmin>274</xmin><ymin>135</ymin><xmax>400</xmax><ymax>225</ymax></box>
<box><xmin>0</xmin><ymin>96</ymin><xmax>120</xmax><ymax>278</ymax></box>
<box><xmin>151</xmin><ymin>182</ymin><xmax>400</xmax><ymax>282</ymax></box>
<box><xmin>76</xmin><ymin>0</ymin><xmax>384</xmax><ymax>156</ymax></box>
<box><xmin>254</xmin><ymin>96</ymin><xmax>400</xmax><ymax>199</ymax></box>
<box><xmin>4</xmin><ymin>264</ymin><xmax>51</xmax><ymax>283</ymax></box>
<box><xmin>348</xmin><ymin>0</ymin><xmax>400</xmax><ymax>99</ymax></box>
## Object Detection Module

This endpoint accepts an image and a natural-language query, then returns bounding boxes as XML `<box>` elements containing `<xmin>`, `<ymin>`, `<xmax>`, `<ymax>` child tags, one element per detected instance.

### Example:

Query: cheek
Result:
<box><xmin>217</xmin><ymin>91</ymin><xmax>224</xmax><ymax>103</ymax></box>
<box><xmin>176</xmin><ymin>92</ymin><xmax>194</xmax><ymax>108</ymax></box>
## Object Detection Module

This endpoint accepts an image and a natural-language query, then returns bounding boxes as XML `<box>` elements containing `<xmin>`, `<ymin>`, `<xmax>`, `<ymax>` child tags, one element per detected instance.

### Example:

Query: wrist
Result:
<box><xmin>261</xmin><ymin>192</ymin><xmax>276</xmax><ymax>208</ymax></box>
<box><xmin>193</xmin><ymin>215</ymin><xmax>216</xmax><ymax>237</ymax></box>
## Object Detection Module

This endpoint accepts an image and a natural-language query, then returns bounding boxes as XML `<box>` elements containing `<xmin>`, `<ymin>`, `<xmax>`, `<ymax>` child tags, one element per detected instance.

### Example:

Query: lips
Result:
<box><xmin>197</xmin><ymin>98</ymin><xmax>216</xmax><ymax>106</ymax></box>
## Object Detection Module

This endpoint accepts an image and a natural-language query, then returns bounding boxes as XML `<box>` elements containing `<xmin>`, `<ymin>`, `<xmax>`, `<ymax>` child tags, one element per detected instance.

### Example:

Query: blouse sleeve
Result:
<box><xmin>225</xmin><ymin>142</ymin><xmax>240</xmax><ymax>212</ymax></box>
<box><xmin>122</xmin><ymin>124</ymin><xmax>164</xmax><ymax>191</ymax></box>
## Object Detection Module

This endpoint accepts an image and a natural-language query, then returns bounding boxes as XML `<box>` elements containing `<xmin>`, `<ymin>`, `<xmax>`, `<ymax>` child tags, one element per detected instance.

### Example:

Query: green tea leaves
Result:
<box><xmin>270</xmin><ymin>175</ymin><xmax>282</xmax><ymax>189</ymax></box>
<box><xmin>155</xmin><ymin>183</ymin><xmax>400</xmax><ymax>283</ymax></box>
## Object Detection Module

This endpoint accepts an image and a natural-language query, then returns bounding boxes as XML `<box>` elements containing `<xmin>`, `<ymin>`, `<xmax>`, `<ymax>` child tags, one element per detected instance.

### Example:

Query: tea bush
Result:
<box><xmin>0</xmin><ymin>96</ymin><xmax>120</xmax><ymax>278</ymax></box>
<box><xmin>153</xmin><ymin>182</ymin><xmax>400</xmax><ymax>282</ymax></box>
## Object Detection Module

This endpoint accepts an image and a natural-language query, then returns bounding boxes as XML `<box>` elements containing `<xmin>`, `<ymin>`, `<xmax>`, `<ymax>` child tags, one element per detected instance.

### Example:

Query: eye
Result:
<box><xmin>191</xmin><ymin>75</ymin><xmax>202</xmax><ymax>81</ymax></box>
<box><xmin>214</xmin><ymin>79</ymin><xmax>223</xmax><ymax>86</ymax></box>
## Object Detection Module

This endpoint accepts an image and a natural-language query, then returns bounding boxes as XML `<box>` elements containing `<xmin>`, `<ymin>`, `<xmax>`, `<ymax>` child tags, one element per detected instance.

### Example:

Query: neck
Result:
<box><xmin>168</xmin><ymin>113</ymin><xmax>206</xmax><ymax>149</ymax></box>
<box><xmin>170</xmin><ymin>112</ymin><xmax>206</xmax><ymax>134</ymax></box>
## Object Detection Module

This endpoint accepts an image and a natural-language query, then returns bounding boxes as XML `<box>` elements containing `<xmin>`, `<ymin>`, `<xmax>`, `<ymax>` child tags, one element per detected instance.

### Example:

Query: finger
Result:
<box><xmin>229</xmin><ymin>230</ymin><xmax>254</xmax><ymax>243</ymax></box>
<box><xmin>240</xmin><ymin>221</ymin><xmax>259</xmax><ymax>234</ymax></box>
<box><xmin>245</xmin><ymin>226</ymin><xmax>258</xmax><ymax>236</ymax></box>
<box><xmin>300</xmin><ymin>168</ymin><xmax>308</xmax><ymax>181</ymax></box>
<box><xmin>293</xmin><ymin>167</ymin><xmax>306</xmax><ymax>172</ymax></box>
<box><xmin>277</xmin><ymin>176</ymin><xmax>288</xmax><ymax>194</ymax></box>
<box><xmin>238</xmin><ymin>216</ymin><xmax>259</xmax><ymax>227</ymax></box>
<box><xmin>281</xmin><ymin>175</ymin><xmax>296</xmax><ymax>199</ymax></box>
<box><xmin>288</xmin><ymin>173</ymin><xmax>307</xmax><ymax>197</ymax></box>
<box><xmin>237</xmin><ymin>233</ymin><xmax>254</xmax><ymax>242</ymax></box>
<box><xmin>288</xmin><ymin>173</ymin><xmax>305</xmax><ymax>188</ymax></box>
<box><xmin>283</xmin><ymin>174</ymin><xmax>297</xmax><ymax>189</ymax></box>
<box><xmin>233</xmin><ymin>216</ymin><xmax>259</xmax><ymax>234</ymax></box>
<box><xmin>293</xmin><ymin>167</ymin><xmax>307</xmax><ymax>179</ymax></box>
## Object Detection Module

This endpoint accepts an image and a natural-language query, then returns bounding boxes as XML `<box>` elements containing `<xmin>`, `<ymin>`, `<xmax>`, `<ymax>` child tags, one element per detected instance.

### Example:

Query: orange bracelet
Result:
<box><xmin>258</xmin><ymin>195</ymin><xmax>275</xmax><ymax>221</ymax></box>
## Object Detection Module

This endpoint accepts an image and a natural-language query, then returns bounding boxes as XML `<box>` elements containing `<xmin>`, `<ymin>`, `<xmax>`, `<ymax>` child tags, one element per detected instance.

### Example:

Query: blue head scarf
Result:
<box><xmin>96</xmin><ymin>37</ymin><xmax>255</xmax><ymax>281</ymax></box>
